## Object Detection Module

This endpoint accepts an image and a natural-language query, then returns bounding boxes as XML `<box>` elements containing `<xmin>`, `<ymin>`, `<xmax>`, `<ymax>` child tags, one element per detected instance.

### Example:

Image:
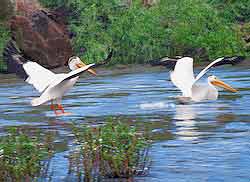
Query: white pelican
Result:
<box><xmin>150</xmin><ymin>56</ymin><xmax>244</xmax><ymax>102</ymax></box>
<box><xmin>13</xmin><ymin>51</ymin><xmax>113</xmax><ymax>115</ymax></box>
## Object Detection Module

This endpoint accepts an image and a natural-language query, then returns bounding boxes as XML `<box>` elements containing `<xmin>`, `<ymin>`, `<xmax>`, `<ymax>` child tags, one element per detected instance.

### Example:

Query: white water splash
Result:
<box><xmin>139</xmin><ymin>102</ymin><xmax>175</xmax><ymax>110</ymax></box>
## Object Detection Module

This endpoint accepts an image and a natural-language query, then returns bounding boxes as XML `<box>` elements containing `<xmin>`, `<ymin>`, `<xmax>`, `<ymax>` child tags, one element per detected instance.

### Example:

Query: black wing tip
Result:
<box><xmin>102</xmin><ymin>48</ymin><xmax>113</xmax><ymax>64</ymax></box>
<box><xmin>148</xmin><ymin>56</ymin><xmax>180</xmax><ymax>70</ymax></box>
<box><xmin>3</xmin><ymin>40</ymin><xmax>29</xmax><ymax>80</ymax></box>
<box><xmin>94</xmin><ymin>49</ymin><xmax>114</xmax><ymax>67</ymax></box>
<box><xmin>223</xmin><ymin>56</ymin><xmax>246</xmax><ymax>65</ymax></box>
<box><xmin>106</xmin><ymin>48</ymin><xmax>113</xmax><ymax>61</ymax></box>
<box><xmin>148</xmin><ymin>58</ymin><xmax>161</xmax><ymax>66</ymax></box>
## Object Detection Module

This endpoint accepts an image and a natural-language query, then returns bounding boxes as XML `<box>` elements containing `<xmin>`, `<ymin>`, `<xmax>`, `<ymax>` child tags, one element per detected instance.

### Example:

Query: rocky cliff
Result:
<box><xmin>2</xmin><ymin>0</ymin><xmax>74</xmax><ymax>72</ymax></box>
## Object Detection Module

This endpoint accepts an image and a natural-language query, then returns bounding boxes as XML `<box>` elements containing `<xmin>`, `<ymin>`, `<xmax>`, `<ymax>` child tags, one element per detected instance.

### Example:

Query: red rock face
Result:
<box><xmin>9</xmin><ymin>0</ymin><xmax>73</xmax><ymax>68</ymax></box>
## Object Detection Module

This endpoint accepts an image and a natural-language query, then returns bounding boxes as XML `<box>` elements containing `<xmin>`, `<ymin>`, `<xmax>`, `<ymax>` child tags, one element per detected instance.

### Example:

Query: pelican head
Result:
<box><xmin>68</xmin><ymin>56</ymin><xmax>97</xmax><ymax>75</ymax></box>
<box><xmin>208</xmin><ymin>75</ymin><xmax>238</xmax><ymax>92</ymax></box>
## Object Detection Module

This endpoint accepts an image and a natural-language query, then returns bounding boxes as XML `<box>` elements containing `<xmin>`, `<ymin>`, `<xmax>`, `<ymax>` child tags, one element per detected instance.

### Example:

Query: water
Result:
<box><xmin>0</xmin><ymin>66</ymin><xmax>250</xmax><ymax>181</ymax></box>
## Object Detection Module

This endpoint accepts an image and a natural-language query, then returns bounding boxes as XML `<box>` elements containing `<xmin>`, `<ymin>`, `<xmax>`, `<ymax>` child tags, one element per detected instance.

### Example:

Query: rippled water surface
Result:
<box><xmin>0</xmin><ymin>66</ymin><xmax>250</xmax><ymax>182</ymax></box>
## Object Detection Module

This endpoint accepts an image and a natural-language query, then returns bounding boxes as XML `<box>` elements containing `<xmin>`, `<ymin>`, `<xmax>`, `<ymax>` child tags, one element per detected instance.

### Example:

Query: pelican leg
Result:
<box><xmin>57</xmin><ymin>104</ymin><xmax>65</xmax><ymax>113</ymax></box>
<box><xmin>50</xmin><ymin>101</ymin><xmax>60</xmax><ymax>115</ymax></box>
<box><xmin>50</xmin><ymin>101</ymin><xmax>55</xmax><ymax>110</ymax></box>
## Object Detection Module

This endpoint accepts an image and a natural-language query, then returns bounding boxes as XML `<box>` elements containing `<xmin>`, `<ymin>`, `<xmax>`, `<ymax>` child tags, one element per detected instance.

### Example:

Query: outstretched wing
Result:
<box><xmin>149</xmin><ymin>56</ymin><xmax>182</xmax><ymax>70</ymax></box>
<box><xmin>150</xmin><ymin>56</ymin><xmax>195</xmax><ymax>96</ymax></box>
<box><xmin>3</xmin><ymin>40</ymin><xmax>56</xmax><ymax>93</ymax></box>
<box><xmin>194</xmin><ymin>56</ymin><xmax>245</xmax><ymax>84</ymax></box>
<box><xmin>170</xmin><ymin>57</ymin><xmax>195</xmax><ymax>96</ymax></box>
<box><xmin>23</xmin><ymin>62</ymin><xmax>56</xmax><ymax>93</ymax></box>
<box><xmin>48</xmin><ymin>50</ymin><xmax>114</xmax><ymax>89</ymax></box>
<box><xmin>62</xmin><ymin>63</ymin><xmax>96</xmax><ymax>81</ymax></box>
<box><xmin>48</xmin><ymin>64</ymin><xmax>96</xmax><ymax>89</ymax></box>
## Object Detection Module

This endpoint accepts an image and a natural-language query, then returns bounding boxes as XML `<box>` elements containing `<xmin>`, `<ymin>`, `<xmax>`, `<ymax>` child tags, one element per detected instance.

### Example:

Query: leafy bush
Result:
<box><xmin>38</xmin><ymin>0</ymin><xmax>246</xmax><ymax>64</ymax></box>
<box><xmin>67</xmin><ymin>0</ymin><xmax>167</xmax><ymax>64</ymax></box>
<box><xmin>158</xmin><ymin>0</ymin><xmax>245</xmax><ymax>60</ymax></box>
<box><xmin>239</xmin><ymin>23</ymin><xmax>250</xmax><ymax>53</ymax></box>
<box><xmin>70</xmin><ymin>117</ymin><xmax>150</xmax><ymax>180</ymax></box>
<box><xmin>39</xmin><ymin>0</ymin><xmax>67</xmax><ymax>8</ymax></box>
<box><xmin>0</xmin><ymin>128</ymin><xmax>54</xmax><ymax>181</ymax></box>
<box><xmin>39</xmin><ymin>0</ymin><xmax>170</xmax><ymax>64</ymax></box>
<box><xmin>208</xmin><ymin>0</ymin><xmax>250</xmax><ymax>23</ymax></box>
<box><xmin>0</xmin><ymin>25</ymin><xmax>10</xmax><ymax>72</ymax></box>
<box><xmin>0</xmin><ymin>0</ymin><xmax>15</xmax><ymax>23</ymax></box>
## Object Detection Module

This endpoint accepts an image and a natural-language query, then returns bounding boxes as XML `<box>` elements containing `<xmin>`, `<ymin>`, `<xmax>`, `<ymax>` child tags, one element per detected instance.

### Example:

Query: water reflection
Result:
<box><xmin>174</xmin><ymin>104</ymin><xmax>200</xmax><ymax>141</ymax></box>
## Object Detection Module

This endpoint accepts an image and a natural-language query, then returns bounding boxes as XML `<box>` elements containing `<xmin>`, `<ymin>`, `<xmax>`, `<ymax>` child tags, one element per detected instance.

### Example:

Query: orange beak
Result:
<box><xmin>211</xmin><ymin>79</ymin><xmax>238</xmax><ymax>93</ymax></box>
<box><xmin>76</xmin><ymin>62</ymin><xmax>97</xmax><ymax>76</ymax></box>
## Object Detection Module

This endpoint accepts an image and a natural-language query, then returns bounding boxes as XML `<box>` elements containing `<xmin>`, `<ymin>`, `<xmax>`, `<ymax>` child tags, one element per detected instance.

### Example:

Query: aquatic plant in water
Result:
<box><xmin>70</xmin><ymin>117</ymin><xmax>150</xmax><ymax>181</ymax></box>
<box><xmin>0</xmin><ymin>127</ymin><xmax>54</xmax><ymax>182</ymax></box>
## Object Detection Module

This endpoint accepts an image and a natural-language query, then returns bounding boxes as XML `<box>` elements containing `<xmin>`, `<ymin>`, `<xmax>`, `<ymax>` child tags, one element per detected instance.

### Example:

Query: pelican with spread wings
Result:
<box><xmin>11</xmin><ymin>51</ymin><xmax>113</xmax><ymax>115</ymax></box>
<box><xmin>150</xmin><ymin>56</ymin><xmax>244</xmax><ymax>102</ymax></box>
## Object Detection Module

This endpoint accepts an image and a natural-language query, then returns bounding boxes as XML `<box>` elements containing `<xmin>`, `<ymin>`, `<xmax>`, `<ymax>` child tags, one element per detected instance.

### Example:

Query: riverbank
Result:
<box><xmin>1</xmin><ymin>59</ymin><xmax>249</xmax><ymax>81</ymax></box>
<box><xmin>51</xmin><ymin>60</ymin><xmax>250</xmax><ymax>77</ymax></box>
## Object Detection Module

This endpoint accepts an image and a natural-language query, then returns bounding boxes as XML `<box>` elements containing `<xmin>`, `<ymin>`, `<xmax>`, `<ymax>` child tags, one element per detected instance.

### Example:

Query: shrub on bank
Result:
<box><xmin>159</xmin><ymin>0</ymin><xmax>245</xmax><ymax>60</ymax></box>
<box><xmin>38</xmin><ymin>0</ymin><xmax>246</xmax><ymax>64</ymax></box>
<box><xmin>208</xmin><ymin>0</ymin><xmax>250</xmax><ymax>23</ymax></box>
<box><xmin>0</xmin><ymin>26</ymin><xmax>10</xmax><ymax>72</ymax></box>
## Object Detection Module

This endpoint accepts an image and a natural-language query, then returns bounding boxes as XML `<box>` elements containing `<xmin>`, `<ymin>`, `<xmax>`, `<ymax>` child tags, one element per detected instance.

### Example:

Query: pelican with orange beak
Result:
<box><xmin>150</xmin><ymin>56</ymin><xmax>244</xmax><ymax>101</ymax></box>
<box><xmin>68</xmin><ymin>56</ymin><xmax>97</xmax><ymax>76</ymax></box>
<box><xmin>191</xmin><ymin>75</ymin><xmax>237</xmax><ymax>101</ymax></box>
<box><xmin>13</xmin><ymin>50</ymin><xmax>113</xmax><ymax>115</ymax></box>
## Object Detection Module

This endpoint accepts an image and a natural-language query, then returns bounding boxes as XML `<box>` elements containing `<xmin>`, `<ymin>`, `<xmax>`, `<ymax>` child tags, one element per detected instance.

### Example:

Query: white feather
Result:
<box><xmin>170</xmin><ymin>57</ymin><xmax>195</xmax><ymax>97</ymax></box>
<box><xmin>191</xmin><ymin>83</ymin><xmax>218</xmax><ymax>101</ymax></box>
<box><xmin>30</xmin><ymin>64</ymin><xmax>96</xmax><ymax>106</ymax></box>
<box><xmin>48</xmin><ymin>63</ymin><xmax>95</xmax><ymax>88</ymax></box>
<box><xmin>194</xmin><ymin>57</ymin><xmax>224</xmax><ymax>84</ymax></box>
<box><xmin>169</xmin><ymin>57</ymin><xmax>236</xmax><ymax>101</ymax></box>
<box><xmin>188</xmin><ymin>57</ymin><xmax>224</xmax><ymax>101</ymax></box>
<box><xmin>23</xmin><ymin>62</ymin><xmax>56</xmax><ymax>93</ymax></box>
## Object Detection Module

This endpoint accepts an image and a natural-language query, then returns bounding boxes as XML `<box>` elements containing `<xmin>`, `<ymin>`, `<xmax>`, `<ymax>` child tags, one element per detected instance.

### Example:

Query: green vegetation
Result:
<box><xmin>208</xmin><ymin>0</ymin><xmax>250</xmax><ymax>23</ymax></box>
<box><xmin>43</xmin><ymin>0</ymin><xmax>167</xmax><ymax>64</ymax></box>
<box><xmin>0</xmin><ymin>0</ymin><xmax>14</xmax><ymax>23</ymax></box>
<box><xmin>0</xmin><ymin>128</ymin><xmax>54</xmax><ymax>181</ymax></box>
<box><xmin>160</xmin><ymin>0</ymin><xmax>245</xmax><ymax>60</ymax></box>
<box><xmin>38</xmin><ymin>0</ymin><xmax>247</xmax><ymax>64</ymax></box>
<box><xmin>0</xmin><ymin>26</ymin><xmax>10</xmax><ymax>72</ymax></box>
<box><xmin>0</xmin><ymin>0</ymin><xmax>249</xmax><ymax>70</ymax></box>
<box><xmin>70</xmin><ymin>117</ymin><xmax>150</xmax><ymax>180</ymax></box>
<box><xmin>0</xmin><ymin>118</ymin><xmax>150</xmax><ymax>181</ymax></box>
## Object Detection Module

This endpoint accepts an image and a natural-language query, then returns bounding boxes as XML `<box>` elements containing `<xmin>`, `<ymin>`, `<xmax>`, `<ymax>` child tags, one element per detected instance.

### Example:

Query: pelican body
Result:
<box><xmin>13</xmin><ymin>51</ymin><xmax>113</xmax><ymax>115</ymax></box>
<box><xmin>150</xmin><ymin>56</ymin><xmax>244</xmax><ymax>102</ymax></box>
